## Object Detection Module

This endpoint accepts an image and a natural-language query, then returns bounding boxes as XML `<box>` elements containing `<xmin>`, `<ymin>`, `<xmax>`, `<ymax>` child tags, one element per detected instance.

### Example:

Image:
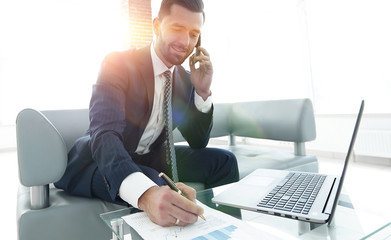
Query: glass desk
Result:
<box><xmin>100</xmin><ymin>184</ymin><xmax>389</xmax><ymax>240</ymax></box>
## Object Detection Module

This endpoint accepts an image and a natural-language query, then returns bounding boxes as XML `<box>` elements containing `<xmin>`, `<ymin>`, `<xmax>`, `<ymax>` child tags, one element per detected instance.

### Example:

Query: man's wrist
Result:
<box><xmin>119</xmin><ymin>172</ymin><xmax>157</xmax><ymax>208</ymax></box>
<box><xmin>138</xmin><ymin>185</ymin><xmax>159</xmax><ymax>211</ymax></box>
<box><xmin>194</xmin><ymin>90</ymin><xmax>212</xmax><ymax>113</ymax></box>
<box><xmin>195</xmin><ymin>90</ymin><xmax>211</xmax><ymax>101</ymax></box>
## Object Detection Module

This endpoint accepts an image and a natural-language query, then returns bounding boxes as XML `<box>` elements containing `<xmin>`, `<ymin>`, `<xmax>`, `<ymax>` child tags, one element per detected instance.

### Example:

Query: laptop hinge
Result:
<box><xmin>323</xmin><ymin>178</ymin><xmax>338</xmax><ymax>214</ymax></box>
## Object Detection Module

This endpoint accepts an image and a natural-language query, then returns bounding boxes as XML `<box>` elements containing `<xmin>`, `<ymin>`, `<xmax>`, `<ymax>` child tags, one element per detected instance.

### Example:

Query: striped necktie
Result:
<box><xmin>162</xmin><ymin>70</ymin><xmax>179</xmax><ymax>182</ymax></box>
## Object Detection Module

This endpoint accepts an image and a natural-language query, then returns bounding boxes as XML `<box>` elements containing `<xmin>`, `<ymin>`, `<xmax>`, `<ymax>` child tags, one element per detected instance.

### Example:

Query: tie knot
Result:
<box><xmin>163</xmin><ymin>70</ymin><xmax>171</xmax><ymax>80</ymax></box>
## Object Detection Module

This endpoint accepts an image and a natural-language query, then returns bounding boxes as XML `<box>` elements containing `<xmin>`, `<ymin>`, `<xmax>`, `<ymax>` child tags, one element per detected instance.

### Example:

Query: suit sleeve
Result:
<box><xmin>88</xmin><ymin>52</ymin><xmax>142</xmax><ymax>201</ymax></box>
<box><xmin>177</xmin><ymin>87</ymin><xmax>214</xmax><ymax>149</ymax></box>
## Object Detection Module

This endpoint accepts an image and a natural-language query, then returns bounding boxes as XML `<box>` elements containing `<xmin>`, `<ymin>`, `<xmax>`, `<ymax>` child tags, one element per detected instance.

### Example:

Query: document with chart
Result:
<box><xmin>121</xmin><ymin>200</ymin><xmax>297</xmax><ymax>240</ymax></box>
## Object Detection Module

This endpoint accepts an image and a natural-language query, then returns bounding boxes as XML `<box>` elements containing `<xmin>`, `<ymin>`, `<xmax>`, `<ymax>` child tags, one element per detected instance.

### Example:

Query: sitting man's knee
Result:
<box><xmin>220</xmin><ymin>150</ymin><xmax>239</xmax><ymax>182</ymax></box>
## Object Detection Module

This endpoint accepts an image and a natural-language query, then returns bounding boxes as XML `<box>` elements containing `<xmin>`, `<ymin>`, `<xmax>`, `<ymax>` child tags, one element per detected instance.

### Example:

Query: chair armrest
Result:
<box><xmin>16</xmin><ymin>109</ymin><xmax>67</xmax><ymax>187</ymax></box>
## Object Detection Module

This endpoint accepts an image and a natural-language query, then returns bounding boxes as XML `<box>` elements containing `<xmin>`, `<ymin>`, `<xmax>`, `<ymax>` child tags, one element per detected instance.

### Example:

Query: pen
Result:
<box><xmin>159</xmin><ymin>172</ymin><xmax>206</xmax><ymax>221</ymax></box>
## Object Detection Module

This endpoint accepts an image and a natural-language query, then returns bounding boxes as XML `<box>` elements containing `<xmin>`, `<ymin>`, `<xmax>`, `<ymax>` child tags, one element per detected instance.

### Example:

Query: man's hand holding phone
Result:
<box><xmin>189</xmin><ymin>46</ymin><xmax>213</xmax><ymax>101</ymax></box>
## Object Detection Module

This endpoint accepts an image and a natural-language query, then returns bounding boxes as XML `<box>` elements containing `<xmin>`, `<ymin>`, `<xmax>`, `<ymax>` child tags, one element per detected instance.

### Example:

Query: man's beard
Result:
<box><xmin>158</xmin><ymin>39</ymin><xmax>192</xmax><ymax>66</ymax></box>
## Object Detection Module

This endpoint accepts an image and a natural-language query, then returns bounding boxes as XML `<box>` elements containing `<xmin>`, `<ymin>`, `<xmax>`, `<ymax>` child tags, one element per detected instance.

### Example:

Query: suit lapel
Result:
<box><xmin>172</xmin><ymin>65</ymin><xmax>193</xmax><ymax>127</ymax></box>
<box><xmin>136</xmin><ymin>45</ymin><xmax>155</xmax><ymax>119</ymax></box>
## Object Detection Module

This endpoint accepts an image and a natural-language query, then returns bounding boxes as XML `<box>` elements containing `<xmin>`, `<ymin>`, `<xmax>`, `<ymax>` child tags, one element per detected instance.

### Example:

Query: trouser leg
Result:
<box><xmin>175</xmin><ymin>146</ymin><xmax>239</xmax><ymax>188</ymax></box>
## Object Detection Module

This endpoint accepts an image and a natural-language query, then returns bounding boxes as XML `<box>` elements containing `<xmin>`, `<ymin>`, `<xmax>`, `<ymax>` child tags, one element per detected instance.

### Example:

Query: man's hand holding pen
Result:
<box><xmin>138</xmin><ymin>181</ymin><xmax>204</xmax><ymax>227</ymax></box>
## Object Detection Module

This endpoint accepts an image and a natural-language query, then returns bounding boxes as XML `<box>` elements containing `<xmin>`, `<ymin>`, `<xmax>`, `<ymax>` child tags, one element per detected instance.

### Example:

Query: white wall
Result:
<box><xmin>309</xmin><ymin>114</ymin><xmax>391</xmax><ymax>159</ymax></box>
<box><xmin>0</xmin><ymin>125</ymin><xmax>16</xmax><ymax>150</ymax></box>
<box><xmin>243</xmin><ymin>112</ymin><xmax>391</xmax><ymax>162</ymax></box>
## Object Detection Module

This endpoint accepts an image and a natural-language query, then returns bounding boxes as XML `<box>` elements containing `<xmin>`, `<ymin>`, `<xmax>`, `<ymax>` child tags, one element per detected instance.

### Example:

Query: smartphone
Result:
<box><xmin>191</xmin><ymin>34</ymin><xmax>201</xmax><ymax>66</ymax></box>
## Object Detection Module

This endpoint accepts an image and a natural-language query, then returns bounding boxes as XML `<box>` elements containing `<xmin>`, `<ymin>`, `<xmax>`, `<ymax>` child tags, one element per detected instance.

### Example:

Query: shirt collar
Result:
<box><xmin>150</xmin><ymin>43</ymin><xmax>175</xmax><ymax>77</ymax></box>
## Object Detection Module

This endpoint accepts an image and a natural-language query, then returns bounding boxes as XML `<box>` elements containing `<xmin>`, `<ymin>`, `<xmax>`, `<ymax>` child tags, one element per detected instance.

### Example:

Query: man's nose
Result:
<box><xmin>178</xmin><ymin>33</ymin><xmax>190</xmax><ymax>48</ymax></box>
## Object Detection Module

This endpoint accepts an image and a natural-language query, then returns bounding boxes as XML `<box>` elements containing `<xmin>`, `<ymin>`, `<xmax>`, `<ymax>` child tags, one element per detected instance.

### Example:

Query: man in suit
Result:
<box><xmin>55</xmin><ymin>0</ymin><xmax>239</xmax><ymax>227</ymax></box>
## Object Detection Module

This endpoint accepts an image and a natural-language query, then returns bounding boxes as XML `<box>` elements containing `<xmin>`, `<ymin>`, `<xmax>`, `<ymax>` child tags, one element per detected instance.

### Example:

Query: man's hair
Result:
<box><xmin>158</xmin><ymin>0</ymin><xmax>205</xmax><ymax>22</ymax></box>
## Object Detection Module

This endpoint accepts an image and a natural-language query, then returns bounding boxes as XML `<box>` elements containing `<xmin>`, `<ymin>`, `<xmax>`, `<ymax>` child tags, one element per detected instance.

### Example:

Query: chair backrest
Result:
<box><xmin>210</xmin><ymin>103</ymin><xmax>232</xmax><ymax>138</ymax></box>
<box><xmin>172</xmin><ymin>103</ymin><xmax>232</xmax><ymax>142</ymax></box>
<box><xmin>229</xmin><ymin>98</ymin><xmax>316</xmax><ymax>142</ymax></box>
<box><xmin>41</xmin><ymin>109</ymin><xmax>89</xmax><ymax>151</ymax></box>
<box><xmin>175</xmin><ymin>99</ymin><xmax>316</xmax><ymax>145</ymax></box>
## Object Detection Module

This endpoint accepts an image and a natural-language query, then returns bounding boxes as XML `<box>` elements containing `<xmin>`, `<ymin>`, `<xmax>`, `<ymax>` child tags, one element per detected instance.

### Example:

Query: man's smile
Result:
<box><xmin>171</xmin><ymin>44</ymin><xmax>188</xmax><ymax>55</ymax></box>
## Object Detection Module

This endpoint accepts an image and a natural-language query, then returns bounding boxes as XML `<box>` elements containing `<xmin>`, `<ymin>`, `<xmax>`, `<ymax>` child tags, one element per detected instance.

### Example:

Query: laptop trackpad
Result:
<box><xmin>213</xmin><ymin>171</ymin><xmax>285</xmax><ymax>207</ymax></box>
<box><xmin>241</xmin><ymin>175</ymin><xmax>276</xmax><ymax>187</ymax></box>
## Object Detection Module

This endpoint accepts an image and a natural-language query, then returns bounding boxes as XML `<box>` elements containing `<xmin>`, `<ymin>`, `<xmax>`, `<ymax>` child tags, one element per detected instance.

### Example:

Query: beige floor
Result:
<box><xmin>1</xmin><ymin>150</ymin><xmax>390</xmax><ymax>239</ymax></box>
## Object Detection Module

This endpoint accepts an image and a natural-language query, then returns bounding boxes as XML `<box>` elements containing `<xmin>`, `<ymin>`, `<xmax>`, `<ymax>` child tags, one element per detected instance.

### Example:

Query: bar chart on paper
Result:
<box><xmin>121</xmin><ymin>201</ymin><xmax>288</xmax><ymax>240</ymax></box>
<box><xmin>192</xmin><ymin>225</ymin><xmax>238</xmax><ymax>240</ymax></box>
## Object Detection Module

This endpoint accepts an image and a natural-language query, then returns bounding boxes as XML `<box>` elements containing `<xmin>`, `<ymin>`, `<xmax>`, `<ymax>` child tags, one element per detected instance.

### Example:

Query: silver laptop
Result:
<box><xmin>212</xmin><ymin>100</ymin><xmax>364</xmax><ymax>224</ymax></box>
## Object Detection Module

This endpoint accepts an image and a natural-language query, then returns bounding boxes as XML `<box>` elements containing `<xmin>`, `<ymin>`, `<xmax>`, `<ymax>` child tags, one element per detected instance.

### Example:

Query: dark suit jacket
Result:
<box><xmin>55</xmin><ymin>45</ymin><xmax>213</xmax><ymax>201</ymax></box>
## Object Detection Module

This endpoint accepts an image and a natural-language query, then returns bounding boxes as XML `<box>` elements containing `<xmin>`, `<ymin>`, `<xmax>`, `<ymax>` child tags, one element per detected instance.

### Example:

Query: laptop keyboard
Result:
<box><xmin>257</xmin><ymin>172</ymin><xmax>326</xmax><ymax>215</ymax></box>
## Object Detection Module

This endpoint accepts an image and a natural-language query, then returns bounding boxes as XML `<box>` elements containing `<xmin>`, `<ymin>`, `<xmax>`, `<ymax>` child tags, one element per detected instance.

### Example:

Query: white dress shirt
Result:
<box><xmin>119</xmin><ymin>44</ymin><xmax>212</xmax><ymax>208</ymax></box>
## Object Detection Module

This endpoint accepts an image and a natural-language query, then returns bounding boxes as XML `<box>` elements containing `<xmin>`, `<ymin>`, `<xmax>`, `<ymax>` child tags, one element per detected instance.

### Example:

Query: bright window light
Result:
<box><xmin>0</xmin><ymin>0</ymin><xmax>126</xmax><ymax>125</ymax></box>
<box><xmin>1</xmin><ymin>0</ymin><xmax>391</xmax><ymax>126</ymax></box>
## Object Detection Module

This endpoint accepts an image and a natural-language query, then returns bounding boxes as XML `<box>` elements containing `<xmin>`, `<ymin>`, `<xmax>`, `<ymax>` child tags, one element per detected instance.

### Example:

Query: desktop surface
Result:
<box><xmin>100</xmin><ymin>184</ymin><xmax>389</xmax><ymax>240</ymax></box>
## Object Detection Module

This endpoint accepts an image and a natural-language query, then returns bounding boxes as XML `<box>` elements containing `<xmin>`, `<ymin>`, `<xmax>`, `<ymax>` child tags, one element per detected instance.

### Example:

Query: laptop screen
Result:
<box><xmin>328</xmin><ymin>100</ymin><xmax>364</xmax><ymax>225</ymax></box>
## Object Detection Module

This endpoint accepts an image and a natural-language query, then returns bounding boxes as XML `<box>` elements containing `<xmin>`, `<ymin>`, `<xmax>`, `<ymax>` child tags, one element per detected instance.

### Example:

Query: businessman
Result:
<box><xmin>55</xmin><ymin>0</ymin><xmax>239</xmax><ymax>227</ymax></box>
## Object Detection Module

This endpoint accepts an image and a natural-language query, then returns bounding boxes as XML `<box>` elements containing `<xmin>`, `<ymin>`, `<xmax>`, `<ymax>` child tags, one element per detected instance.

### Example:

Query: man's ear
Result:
<box><xmin>152</xmin><ymin>18</ymin><xmax>160</xmax><ymax>36</ymax></box>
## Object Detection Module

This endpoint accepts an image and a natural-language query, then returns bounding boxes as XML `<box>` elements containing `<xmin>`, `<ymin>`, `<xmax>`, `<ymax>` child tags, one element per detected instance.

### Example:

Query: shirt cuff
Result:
<box><xmin>194</xmin><ymin>90</ymin><xmax>212</xmax><ymax>113</ymax></box>
<box><xmin>119</xmin><ymin>172</ymin><xmax>157</xmax><ymax>209</ymax></box>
